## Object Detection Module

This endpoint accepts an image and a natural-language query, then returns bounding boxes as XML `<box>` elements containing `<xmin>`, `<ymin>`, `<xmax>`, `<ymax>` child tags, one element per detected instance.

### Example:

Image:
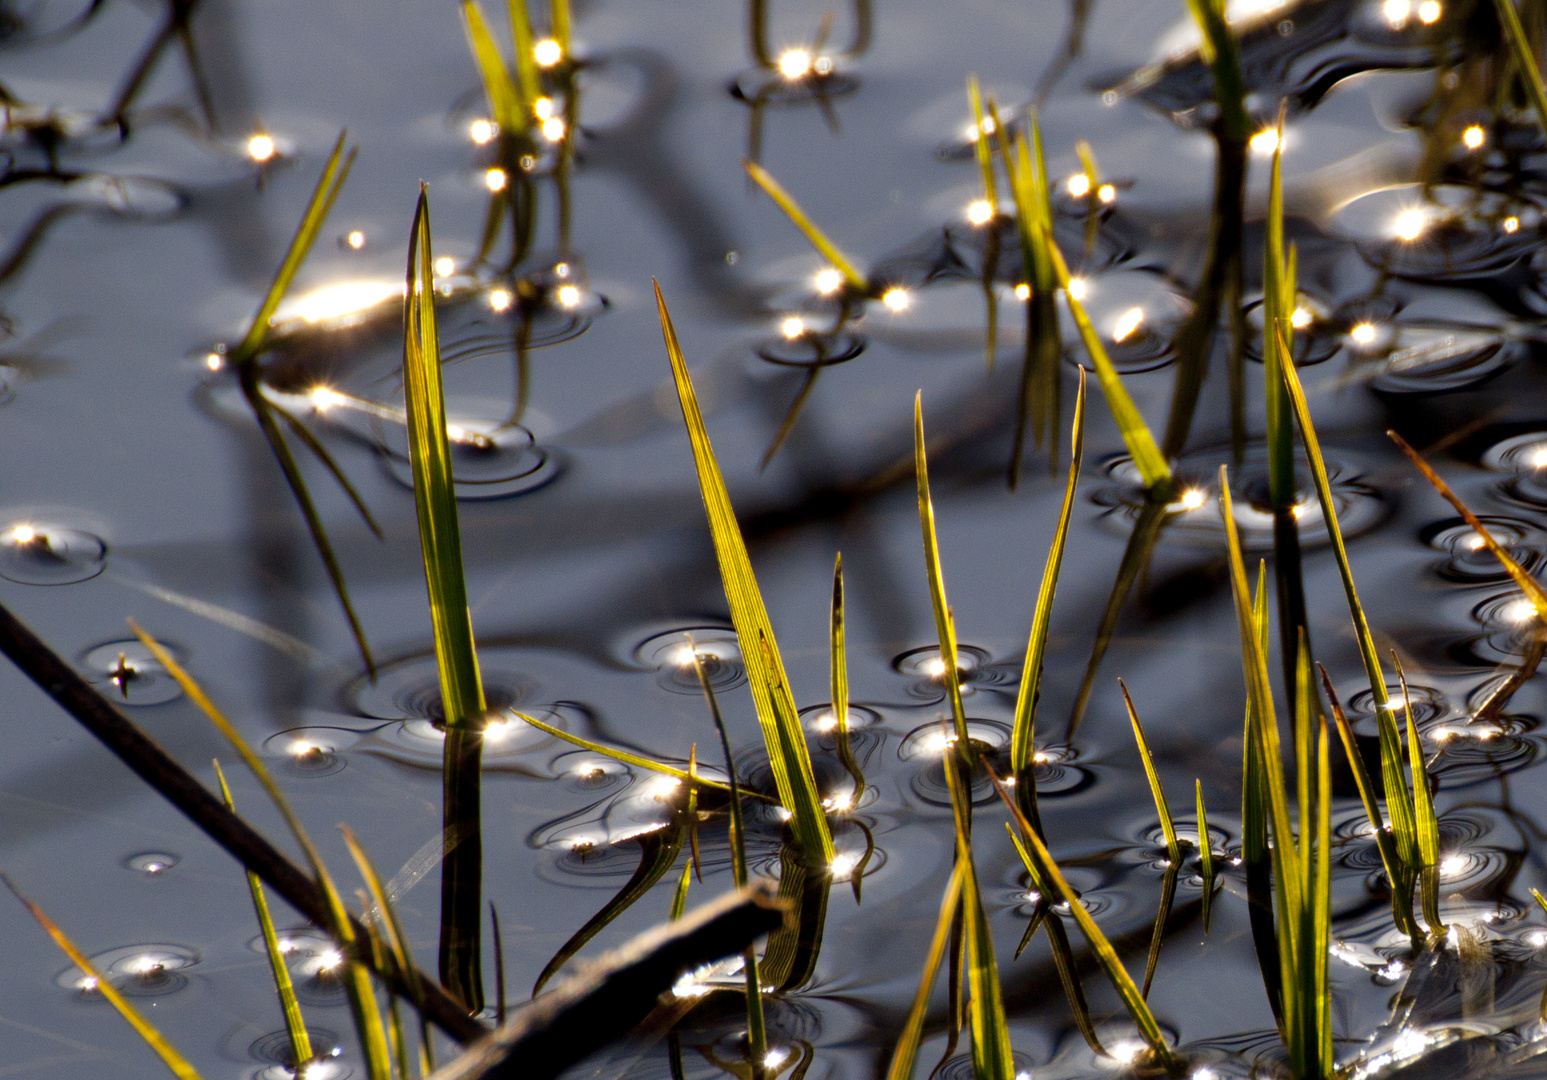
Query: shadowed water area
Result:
<box><xmin>7</xmin><ymin>0</ymin><xmax>1547</xmax><ymax>1078</ymax></box>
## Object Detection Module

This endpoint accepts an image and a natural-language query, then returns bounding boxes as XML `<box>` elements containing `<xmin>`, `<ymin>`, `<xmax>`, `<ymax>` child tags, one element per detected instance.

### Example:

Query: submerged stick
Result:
<box><xmin>426</xmin><ymin>883</ymin><xmax>788</xmax><ymax>1080</ymax></box>
<box><xmin>0</xmin><ymin>599</ymin><xmax>486</xmax><ymax>1044</ymax></box>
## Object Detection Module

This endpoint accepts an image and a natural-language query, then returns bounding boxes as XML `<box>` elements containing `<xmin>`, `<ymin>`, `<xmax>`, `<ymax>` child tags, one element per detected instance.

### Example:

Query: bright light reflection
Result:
<box><xmin>967</xmin><ymin>199</ymin><xmax>995</xmax><ymax>225</ymax></box>
<box><xmin>317</xmin><ymin>950</ymin><xmax>344</xmax><ymax>971</ymax></box>
<box><xmin>542</xmin><ymin>117</ymin><xmax>566</xmax><ymax>142</ymax></box>
<box><xmin>77</xmin><ymin>976</ymin><xmax>99</xmax><ymax>991</ymax></box>
<box><xmin>534</xmin><ymin>39</ymin><xmax>563</xmax><ymax>67</ymax></box>
<box><xmin>291</xmin><ymin>281</ymin><xmax>401</xmax><ymax>324</ymax></box>
<box><xmin>1504</xmin><ymin>216</ymin><xmax>1520</xmax><ymax>234</ymax></box>
<box><xmin>815</xmin><ymin>268</ymin><xmax>843</xmax><ymax>294</ymax></box>
<box><xmin>469</xmin><ymin>119</ymin><xmax>495</xmax><ymax>145</ymax></box>
<box><xmin>205</xmin><ymin>352</ymin><xmax>224</xmax><ymax>370</ymax></box>
<box><xmin>922</xmin><ymin>656</ymin><xmax>948</xmax><ymax>677</ymax></box>
<box><xmin>535</xmin><ymin>98</ymin><xmax>554</xmax><ymax>120</ymax></box>
<box><xmin>1462</xmin><ymin>125</ymin><xmax>1485</xmax><ymax>150</ymax></box>
<box><xmin>11</xmin><ymin>525</ymin><xmax>36</xmax><ymax>544</ymax></box>
<box><xmin>484</xmin><ymin>719</ymin><xmax>515</xmax><ymax>742</ymax></box>
<box><xmin>782</xmin><ymin>316</ymin><xmax>805</xmax><ymax>339</ymax></box>
<box><xmin>764</xmin><ymin>1048</ymin><xmax>790</xmax><ymax>1070</ymax></box>
<box><xmin>1385</xmin><ymin>0</ymin><xmax>1411</xmax><ymax>24</ymax></box>
<box><xmin>489</xmin><ymin>288</ymin><xmax>512</xmax><ymax>312</ymax></box>
<box><xmin>1067</xmin><ymin>277</ymin><xmax>1087</xmax><ymax>301</ymax></box>
<box><xmin>921</xmin><ymin>730</ymin><xmax>957</xmax><ymax>755</ymax></box>
<box><xmin>1067</xmin><ymin>174</ymin><xmax>1091</xmax><ymax>198</ymax></box>
<box><xmin>557</xmin><ymin>285</ymin><xmax>582</xmax><ymax>308</ymax></box>
<box><xmin>779</xmin><ymin>49</ymin><xmax>812</xmax><ymax>79</ymax></box>
<box><xmin>1249</xmin><ymin>128</ymin><xmax>1280</xmax><ymax>155</ymax></box>
<box><xmin>1438</xmin><ymin>853</ymin><xmax>1469</xmax><ymax>879</ymax></box>
<box><xmin>1290</xmin><ymin>307</ymin><xmax>1312</xmax><ymax>328</ymax></box>
<box><xmin>248</xmin><ymin>134</ymin><xmax>276</xmax><ymax>162</ymax></box>
<box><xmin>1097</xmin><ymin>184</ymin><xmax>1116</xmax><ymax>204</ymax></box>
<box><xmin>1173</xmin><ymin>488</ymin><xmax>1206</xmax><ymax>511</ymax></box>
<box><xmin>1014</xmin><ymin>283</ymin><xmax>1031</xmax><ymax>300</ymax></box>
<box><xmin>1112</xmin><ymin>306</ymin><xmax>1145</xmax><ymax>342</ymax></box>
<box><xmin>1504</xmin><ymin>598</ymin><xmax>1537</xmax><ymax>624</ymax></box>
<box><xmin>1395</xmin><ymin>208</ymin><xmax>1427</xmax><ymax>241</ymax></box>
<box><xmin>290</xmin><ymin>740</ymin><xmax>318</xmax><ymax>757</ymax></box>
<box><xmin>1350</xmin><ymin>322</ymin><xmax>1378</xmax><ymax>345</ymax></box>
<box><xmin>830</xmin><ymin>852</ymin><xmax>861</xmax><ymax>879</ymax></box>
<box><xmin>486</xmin><ymin>168</ymin><xmax>508</xmax><ymax>192</ymax></box>
<box><xmin>1418</xmin><ymin>0</ymin><xmax>1441</xmax><ymax>21</ymax></box>
<box><xmin>1193</xmin><ymin>1069</ymin><xmax>1218</xmax><ymax>1080</ymax></box>
<box><xmin>1531</xmin><ymin>447</ymin><xmax>1547</xmax><ymax>469</ymax></box>
<box><xmin>813</xmin><ymin>711</ymin><xmax>838</xmax><ymax>733</ymax></box>
<box><xmin>882</xmin><ymin>287</ymin><xmax>909</xmax><ymax>311</ymax></box>
<box><xmin>1107</xmin><ymin>1040</ymin><xmax>1147</xmax><ymax>1065</ymax></box>
<box><xmin>434</xmin><ymin>256</ymin><xmax>454</xmax><ymax>278</ymax></box>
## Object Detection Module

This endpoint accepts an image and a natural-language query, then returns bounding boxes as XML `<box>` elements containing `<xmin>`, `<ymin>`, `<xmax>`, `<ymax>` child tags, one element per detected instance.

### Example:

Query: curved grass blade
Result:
<box><xmin>1242</xmin><ymin>565</ymin><xmax>1281</xmax><ymax>1024</ymax></box>
<box><xmin>830</xmin><ymin>553</ymin><xmax>865</xmax><ymax>808</ymax></box>
<box><xmin>508</xmin><ymin>707</ymin><xmax>746</xmax><ymax>797</ymax></box>
<box><xmin>884</xmin><ymin>860</ymin><xmax>967</xmax><ymax>1080</ymax></box>
<box><xmin>550</xmin><ymin>0</ymin><xmax>570</xmax><ymax>51</ymax></box>
<box><xmin>742</xmin><ymin>162</ymin><xmax>867</xmax><ymax>293</ymax></box>
<box><xmin>2</xmin><ymin>874</ymin><xmax>205</xmax><ymax>1080</ymax></box>
<box><xmin>1121</xmin><ymin>678</ymin><xmax>1180</xmax><ymax>865</ymax></box>
<box><xmin>216</xmin><ymin>761</ymin><xmax>312</xmax><ymax>1072</ymax></box>
<box><xmin>1394</xmin><ymin>654</ymin><xmax>1442</xmax><ymax>933</ymax></box>
<box><xmin>1195</xmin><ymin>780</ymin><xmax>1216</xmax><ymax>932</ymax></box>
<box><xmin>1010</xmin><ymin>367</ymin><xmax>1084</xmax><ymax>826</ymax></box>
<box><xmin>914</xmin><ymin>394</ymin><xmax>971</xmax><ymax>754</ymax></box>
<box><xmin>406</xmin><ymin>188</ymin><xmax>487</xmax><ymax>1014</ymax></box>
<box><xmin>462</xmin><ymin>1</ymin><xmax>523</xmax><ymax>136</ymax></box>
<box><xmin>657</xmin><ymin>281</ymin><xmax>833</xmax><ymax>865</ymax></box>
<box><xmin>533</xmin><ymin>825</ymin><xmax>685</xmax><ymax>995</ymax></box>
<box><xmin>990</xmin><ymin>772</ymin><xmax>1172</xmax><ymax>1065</ymax></box>
<box><xmin>1140</xmin><ymin>865</ymin><xmax>1178</xmax><ymax>999</ymax></box>
<box><xmin>1490</xmin><ymin>0</ymin><xmax>1547</xmax><ymax>135</ymax></box>
<box><xmin>270</xmin><ymin>403</ymin><xmax>384</xmax><ymax>538</ymax></box>
<box><xmin>126</xmin><ymin>622</ymin><xmax>395</xmax><ymax>1080</ymax></box>
<box><xmin>687</xmin><ymin>744</ymin><xmax>702</xmax><ymax>880</ymax></box>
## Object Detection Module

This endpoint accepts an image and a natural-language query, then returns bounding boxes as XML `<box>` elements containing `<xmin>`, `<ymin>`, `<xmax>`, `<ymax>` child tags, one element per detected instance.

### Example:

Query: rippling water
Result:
<box><xmin>8</xmin><ymin>1</ymin><xmax>1547</xmax><ymax>1079</ymax></box>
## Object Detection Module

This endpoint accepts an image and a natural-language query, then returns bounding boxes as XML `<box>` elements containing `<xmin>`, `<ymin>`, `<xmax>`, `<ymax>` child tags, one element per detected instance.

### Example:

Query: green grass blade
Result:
<box><xmin>742</xmin><ymin>162</ymin><xmax>868</xmax><ymax>293</ymax></box>
<box><xmin>670</xmin><ymin>860</ymin><xmax>691</xmax><ymax>921</ymax></box>
<box><xmin>1044</xmin><ymin>232</ymin><xmax>1171</xmax><ymax>494</ymax></box>
<box><xmin>1075</xmin><ymin>140</ymin><xmax>1101</xmax><ymax>262</ymax></box>
<box><xmin>1392</xmin><ymin>654</ymin><xmax>1439</xmax><ymax>868</ymax></box>
<box><xmin>270</xmin><ymin>403</ymin><xmax>384</xmax><ymax>538</ymax></box>
<box><xmin>1181</xmin><ymin>0</ymin><xmax>1250</xmax><ymax>143</ymax></box>
<box><xmin>656</xmin><ymin>281</ymin><xmax>833</xmax><ymax>865</ymax></box>
<box><xmin>914</xmin><ymin>394</ymin><xmax>972</xmax><ymax>752</ymax></box>
<box><xmin>967</xmin><ymin>76</ymin><xmax>998</xmax><ymax>209</ymax></box>
<box><xmin>508</xmin><ymin>706</ymin><xmax>746</xmax><ymax>797</ymax></box>
<box><xmin>232</xmin><ymin>133</ymin><xmax>355</xmax><ymax>363</ymax></box>
<box><xmin>507</xmin><ymin>0</ymin><xmax>542</xmax><ymax>107</ymax></box>
<box><xmin>991</xmin><ymin>774</ymin><xmax>1172</xmax><ymax>1065</ymax></box>
<box><xmin>1010</xmin><ymin>368</ymin><xmax>1084</xmax><ymax>794</ymax></box>
<box><xmin>462</xmin><ymin>1</ymin><xmax>523</xmax><ymax>135</ymax></box>
<box><xmin>883</xmin><ymin>860</ymin><xmax>966</xmax><ymax>1080</ymax></box>
<box><xmin>340</xmin><ymin>826</ymin><xmax>425</xmax><ymax>1012</ymax></box>
<box><xmin>1195</xmin><ymin>779</ymin><xmax>1216</xmax><ymax>932</ymax></box>
<box><xmin>126</xmin><ymin>622</ymin><xmax>395</xmax><ymax>1080</ymax></box>
<box><xmin>216</xmin><ymin>762</ymin><xmax>312</xmax><ymax>1071</ymax></box>
<box><xmin>962</xmin><ymin>854</ymin><xmax>1015</xmax><ymax>1080</ymax></box>
<box><xmin>1242</xmin><ymin>569</ymin><xmax>1282</xmax><ymax>1023</ymax></box>
<box><xmin>968</xmin><ymin>77</ymin><xmax>999</xmax><ymax>373</ymax></box>
<box><xmin>1491</xmin><ymin>0</ymin><xmax>1547</xmax><ymax>135</ymax></box>
<box><xmin>550</xmin><ymin>0</ymin><xmax>570</xmax><ymax>50</ymax></box>
<box><xmin>1140</xmin><ymin>866</ymin><xmax>1178</xmax><ymax>999</ymax></box>
<box><xmin>1121</xmin><ymin>679</ymin><xmax>1180</xmax><ymax>865</ymax></box>
<box><xmin>1263</xmin><ymin>107</ymin><xmax>1293</xmax><ymax>513</ymax></box>
<box><xmin>3</xmin><ymin>874</ymin><xmax>205</xmax><ymax>1080</ymax></box>
<box><xmin>830</xmin><ymin>553</ymin><xmax>865</xmax><ymax>808</ymax></box>
<box><xmin>1278</xmin><ymin>340</ymin><xmax>1416</xmax><ymax>864</ymax></box>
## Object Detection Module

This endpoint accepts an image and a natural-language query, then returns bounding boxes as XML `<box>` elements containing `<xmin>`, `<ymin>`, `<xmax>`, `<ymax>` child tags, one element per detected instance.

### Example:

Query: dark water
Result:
<box><xmin>4</xmin><ymin>1</ymin><xmax>1547</xmax><ymax>1078</ymax></box>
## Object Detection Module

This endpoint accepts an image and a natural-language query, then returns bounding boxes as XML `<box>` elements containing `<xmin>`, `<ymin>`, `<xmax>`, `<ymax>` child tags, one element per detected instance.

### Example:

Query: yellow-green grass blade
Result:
<box><xmin>656</xmin><ymin>281</ymin><xmax>833</xmax><ymax>864</ymax></box>
<box><xmin>270</xmin><ymin>404</ymin><xmax>383</xmax><ymax>538</ymax></box>
<box><xmin>1195</xmin><ymin>779</ymin><xmax>1216</xmax><ymax>932</ymax></box>
<box><xmin>830</xmin><ymin>553</ymin><xmax>865</xmax><ymax>807</ymax></box>
<box><xmin>126</xmin><ymin>622</ymin><xmax>395</xmax><ymax>1080</ymax></box>
<box><xmin>507</xmin><ymin>0</ymin><xmax>542</xmax><ymax>109</ymax></box>
<box><xmin>686</xmin><ymin>745</ymin><xmax>702</xmax><ymax>880</ymax></box>
<box><xmin>1392</xmin><ymin>655</ymin><xmax>1439</xmax><ymax>869</ymax></box>
<box><xmin>1044</xmin><ymin>232</ymin><xmax>1171</xmax><ymax>494</ymax></box>
<box><xmin>216</xmin><ymin>761</ymin><xmax>312</xmax><ymax>1070</ymax></box>
<box><xmin>1388</xmin><ymin>429</ymin><xmax>1547</xmax><ymax>619</ymax></box>
<box><xmin>992</xmin><ymin>775</ymin><xmax>1172</xmax><ymax>1065</ymax></box>
<box><xmin>914</xmin><ymin>394</ymin><xmax>972</xmax><ymax>751</ymax></box>
<box><xmin>1278</xmin><ymin>341</ymin><xmax>1417</xmax><ymax>863</ymax></box>
<box><xmin>1010</xmin><ymin>368</ymin><xmax>1084</xmax><ymax>789</ymax></box>
<box><xmin>1241</xmin><ymin>570</ymin><xmax>1281</xmax><ymax>1021</ymax></box>
<box><xmin>671</xmin><ymin>859</ymin><xmax>691</xmax><ymax>921</ymax></box>
<box><xmin>405</xmin><ymin>189</ymin><xmax>486</xmax><ymax>733</ymax></box>
<box><xmin>992</xmin><ymin>100</ymin><xmax>1041</xmax><ymax>288</ymax></box>
<box><xmin>884</xmin><ymin>860</ymin><xmax>967</xmax><ymax>1080</ymax></box>
<box><xmin>1294</xmin><ymin>632</ymin><xmax>1314</xmax><ymax>875</ymax></box>
<box><xmin>1075</xmin><ymin>140</ymin><xmax>1101</xmax><ymax>262</ymax></box>
<box><xmin>1024</xmin><ymin>111</ymin><xmax>1061</xmax><ymax>452</ymax></box>
<box><xmin>743</xmin><ymin>162</ymin><xmax>867</xmax><ymax>293</ymax></box>
<box><xmin>968</xmin><ymin>77</ymin><xmax>998</xmax><ymax>373</ymax></box>
<box><xmin>967</xmin><ymin>76</ymin><xmax>997</xmax><ymax>208</ymax></box>
<box><xmin>1316</xmin><ymin>668</ymin><xmax>1402</xmax><ymax>887</ymax></box>
<box><xmin>232</xmin><ymin>133</ymin><xmax>355</xmax><ymax>363</ymax></box>
<box><xmin>1121</xmin><ymin>679</ymin><xmax>1180</xmax><ymax>865</ymax></box>
<box><xmin>462</xmin><ymin>1</ymin><xmax>524</xmax><ymax>136</ymax></box>
<box><xmin>508</xmin><ymin>707</ymin><xmax>746</xmax><ymax>797</ymax></box>
<box><xmin>1263</xmin><ymin>107</ymin><xmax>1294</xmax><ymax>512</ymax></box>
<box><xmin>1491</xmin><ymin>0</ymin><xmax>1547</xmax><ymax>135</ymax></box>
<box><xmin>962</xmin><ymin>853</ymin><xmax>1015</xmax><ymax>1080</ymax></box>
<box><xmin>1293</xmin><ymin>679</ymin><xmax>1334</xmax><ymax>1080</ymax></box>
<box><xmin>550</xmin><ymin>0</ymin><xmax>570</xmax><ymax>50</ymax></box>
<box><xmin>1141</xmin><ymin>866</ymin><xmax>1179</xmax><ymax>999</ymax></box>
<box><xmin>3</xmin><ymin>874</ymin><xmax>205</xmax><ymax>1080</ymax></box>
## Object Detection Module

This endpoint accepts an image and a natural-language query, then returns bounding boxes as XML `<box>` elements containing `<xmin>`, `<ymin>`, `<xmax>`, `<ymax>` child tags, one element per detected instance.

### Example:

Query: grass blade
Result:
<box><xmin>1242</xmin><ymin>566</ymin><xmax>1282</xmax><ymax>1024</ymax></box>
<box><xmin>1140</xmin><ymin>865</ymin><xmax>1179</xmax><ymax>998</ymax></box>
<box><xmin>462</xmin><ymin>1</ymin><xmax>523</xmax><ymax>135</ymax></box>
<box><xmin>1195</xmin><ymin>780</ymin><xmax>1216</xmax><ymax>931</ymax></box>
<box><xmin>671</xmin><ymin>860</ymin><xmax>691</xmax><ymax>921</ymax></box>
<box><xmin>508</xmin><ymin>707</ymin><xmax>746</xmax><ymax>797</ymax></box>
<box><xmin>1121</xmin><ymin>678</ymin><xmax>1180</xmax><ymax>865</ymax></box>
<box><xmin>1009</xmin><ymin>367</ymin><xmax>1084</xmax><ymax>823</ymax></box>
<box><xmin>743</xmin><ymin>162</ymin><xmax>868</xmax><ymax>293</ymax></box>
<box><xmin>962</xmin><ymin>853</ymin><xmax>1014</xmax><ymax>1080</ymax></box>
<box><xmin>550</xmin><ymin>0</ymin><xmax>570</xmax><ymax>51</ymax></box>
<box><xmin>216</xmin><ymin>761</ymin><xmax>312</xmax><ymax>1072</ymax></box>
<box><xmin>2</xmin><ymin>874</ymin><xmax>205</xmax><ymax>1080</ymax></box>
<box><xmin>830</xmin><ymin>553</ymin><xmax>865</xmax><ymax>808</ymax></box>
<box><xmin>1491</xmin><ymin>0</ymin><xmax>1547</xmax><ymax>135</ymax></box>
<box><xmin>914</xmin><ymin>394</ymin><xmax>972</xmax><ymax>752</ymax></box>
<box><xmin>127</xmin><ymin>622</ymin><xmax>395</xmax><ymax>1080</ymax></box>
<box><xmin>1044</xmin><ymin>229</ymin><xmax>1171</xmax><ymax>494</ymax></box>
<box><xmin>507</xmin><ymin>0</ymin><xmax>542</xmax><ymax>108</ymax></box>
<box><xmin>405</xmin><ymin>187</ymin><xmax>487</xmax><ymax>1014</ymax></box>
<box><xmin>884</xmin><ymin>861</ymin><xmax>967</xmax><ymax>1080</ymax></box>
<box><xmin>657</xmin><ymin>281</ymin><xmax>834</xmax><ymax>865</ymax></box>
<box><xmin>1394</xmin><ymin>654</ymin><xmax>1443</xmax><ymax>933</ymax></box>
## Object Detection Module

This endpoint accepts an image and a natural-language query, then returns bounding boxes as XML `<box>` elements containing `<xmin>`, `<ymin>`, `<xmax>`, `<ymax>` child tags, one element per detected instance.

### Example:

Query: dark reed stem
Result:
<box><xmin>0</xmin><ymin>598</ymin><xmax>485</xmax><ymax>1044</ymax></box>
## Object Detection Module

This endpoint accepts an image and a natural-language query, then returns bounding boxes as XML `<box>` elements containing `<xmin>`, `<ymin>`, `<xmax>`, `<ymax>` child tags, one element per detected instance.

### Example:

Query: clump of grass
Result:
<box><xmin>656</xmin><ymin>281</ymin><xmax>834</xmax><ymax>866</ymax></box>
<box><xmin>404</xmin><ymin>187</ymin><xmax>487</xmax><ymax>1014</ymax></box>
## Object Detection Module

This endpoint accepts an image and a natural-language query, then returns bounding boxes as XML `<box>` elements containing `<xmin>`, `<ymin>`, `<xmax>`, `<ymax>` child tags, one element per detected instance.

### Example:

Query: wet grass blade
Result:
<box><xmin>1195</xmin><ymin>780</ymin><xmax>1216</xmax><ymax>931</ymax></box>
<box><xmin>1044</xmin><ymin>229</ymin><xmax>1171</xmax><ymax>495</ymax></box>
<box><xmin>961</xmin><ymin>853</ymin><xmax>1014</xmax><ymax>1080</ymax></box>
<box><xmin>3</xmin><ymin>875</ymin><xmax>205</xmax><ymax>1080</ymax></box>
<box><xmin>406</xmin><ymin>188</ymin><xmax>487</xmax><ymax>1014</ymax></box>
<box><xmin>1242</xmin><ymin>567</ymin><xmax>1282</xmax><ymax>1024</ymax></box>
<box><xmin>914</xmin><ymin>394</ymin><xmax>972</xmax><ymax>752</ymax></box>
<box><xmin>657</xmin><ymin>281</ymin><xmax>833</xmax><ymax>865</ymax></box>
<box><xmin>508</xmin><ymin>707</ymin><xmax>746</xmax><ymax>797</ymax></box>
<box><xmin>1394</xmin><ymin>654</ymin><xmax>1442</xmax><ymax>932</ymax></box>
<box><xmin>127</xmin><ymin>622</ymin><xmax>395</xmax><ymax>1080</ymax></box>
<box><xmin>885</xmin><ymin>858</ymin><xmax>967</xmax><ymax>1080</ymax></box>
<box><xmin>1120</xmin><ymin>679</ymin><xmax>1180</xmax><ymax>865</ymax></box>
<box><xmin>1388</xmin><ymin>429</ymin><xmax>1547</xmax><ymax>619</ymax></box>
<box><xmin>215</xmin><ymin>761</ymin><xmax>312</xmax><ymax>1072</ymax></box>
<box><xmin>462</xmin><ymin>1</ymin><xmax>523</xmax><ymax>135</ymax></box>
<box><xmin>1010</xmin><ymin>367</ymin><xmax>1084</xmax><ymax>824</ymax></box>
<box><xmin>830</xmin><ymin>553</ymin><xmax>865</xmax><ymax>808</ymax></box>
<box><xmin>1140</xmin><ymin>865</ymin><xmax>1179</xmax><ymax>999</ymax></box>
<box><xmin>991</xmin><ymin>773</ymin><xmax>1172</xmax><ymax>1065</ymax></box>
<box><xmin>533</xmin><ymin>826</ymin><xmax>685</xmax><ymax>995</ymax></box>
<box><xmin>340</xmin><ymin>825</ymin><xmax>425</xmax><ymax>1014</ymax></box>
<box><xmin>743</xmin><ymin>162</ymin><xmax>867</xmax><ymax>293</ymax></box>
<box><xmin>1491</xmin><ymin>0</ymin><xmax>1547</xmax><ymax>135</ymax></box>
<box><xmin>270</xmin><ymin>404</ymin><xmax>384</xmax><ymax>538</ymax></box>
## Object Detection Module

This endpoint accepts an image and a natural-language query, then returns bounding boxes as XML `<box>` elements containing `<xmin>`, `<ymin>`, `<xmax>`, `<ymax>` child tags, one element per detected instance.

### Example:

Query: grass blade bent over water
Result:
<box><xmin>656</xmin><ymin>281</ymin><xmax>834</xmax><ymax>865</ymax></box>
<box><xmin>405</xmin><ymin>188</ymin><xmax>487</xmax><ymax>1014</ymax></box>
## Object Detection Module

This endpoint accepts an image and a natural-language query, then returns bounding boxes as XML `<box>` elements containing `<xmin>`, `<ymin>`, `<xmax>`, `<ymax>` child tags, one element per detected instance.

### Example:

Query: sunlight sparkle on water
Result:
<box><xmin>469</xmin><ymin>119</ymin><xmax>495</xmax><ymax>144</ymax></box>
<box><xmin>1291</xmin><ymin>306</ymin><xmax>1312</xmax><ymax>328</ymax></box>
<box><xmin>1107</xmin><ymin>1040</ymin><xmax>1146</xmax><ymax>1065</ymax></box>
<box><xmin>1067</xmin><ymin>277</ymin><xmax>1087</xmax><ymax>300</ymax></box>
<box><xmin>764</xmin><ymin>1049</ymin><xmax>790</xmax><ymax>1070</ymax></box>
<box><xmin>309</xmin><ymin>387</ymin><xmax>343</xmax><ymax>412</ymax></box>
<box><xmin>1394</xmin><ymin>208</ymin><xmax>1427</xmax><ymax>241</ymax></box>
<box><xmin>534</xmin><ymin>39</ymin><xmax>563</xmax><ymax>67</ymax></box>
<box><xmin>967</xmin><ymin>199</ymin><xmax>995</xmax><ymax>225</ymax></box>
<box><xmin>1112</xmin><ymin>306</ymin><xmax>1144</xmax><ymax>342</ymax></box>
<box><xmin>1097</xmin><ymin>184</ymin><xmax>1116</xmax><ymax>204</ymax></box>
<box><xmin>292</xmin><ymin>280</ymin><xmax>402</xmax><ymax>324</ymax></box>
<box><xmin>11</xmin><ymin>525</ymin><xmax>36</xmax><ymax>545</ymax></box>
<box><xmin>1463</xmin><ymin>125</ymin><xmax>1485</xmax><ymax>150</ymax></box>
<box><xmin>1067</xmin><ymin>174</ymin><xmax>1091</xmax><ymax>198</ymax></box>
<box><xmin>247</xmin><ymin>134</ymin><xmax>276</xmax><ymax>162</ymax></box>
<box><xmin>1015</xmin><ymin>283</ymin><xmax>1031</xmax><ymax>300</ymax></box>
<box><xmin>815</xmin><ymin>268</ymin><xmax>843</xmax><ymax>294</ymax></box>
<box><xmin>1384</xmin><ymin>0</ymin><xmax>1411</xmax><ymax>24</ymax></box>
<box><xmin>779</xmin><ymin>49</ymin><xmax>812</xmax><ymax>79</ymax></box>
<box><xmin>486</xmin><ymin>168</ymin><xmax>508</xmax><ymax>192</ymax></box>
<box><xmin>831</xmin><ymin>851</ymin><xmax>861</xmax><ymax>879</ymax></box>
<box><xmin>1249</xmin><ymin>128</ymin><xmax>1280</xmax><ymax>155</ymax></box>
<box><xmin>1350</xmin><ymin>322</ymin><xmax>1377</xmax><ymax>345</ymax></box>
<box><xmin>542</xmin><ymin>117</ymin><xmax>567</xmax><ymax>142</ymax></box>
<box><xmin>1418</xmin><ymin>0</ymin><xmax>1441</xmax><ymax>21</ymax></box>
<box><xmin>882</xmin><ymin>287</ymin><xmax>910</xmax><ymax>311</ymax></box>
<box><xmin>1531</xmin><ymin>447</ymin><xmax>1547</xmax><ymax>469</ymax></box>
<box><xmin>489</xmin><ymin>288</ymin><xmax>512</xmax><ymax>312</ymax></box>
<box><xmin>557</xmin><ymin>285</ymin><xmax>582</xmax><ymax>308</ymax></box>
<box><xmin>317</xmin><ymin>950</ymin><xmax>343</xmax><ymax>971</ymax></box>
<box><xmin>204</xmin><ymin>352</ymin><xmax>224</xmax><ymax>370</ymax></box>
<box><xmin>1171</xmin><ymin>488</ymin><xmax>1206</xmax><ymax>512</ymax></box>
<box><xmin>782</xmin><ymin>316</ymin><xmax>805</xmax><ymax>339</ymax></box>
<box><xmin>1439</xmin><ymin>853</ymin><xmax>1469</xmax><ymax>879</ymax></box>
<box><xmin>434</xmin><ymin>256</ymin><xmax>454</xmax><ymax>277</ymax></box>
<box><xmin>1504</xmin><ymin>597</ymin><xmax>1537</xmax><ymax>624</ymax></box>
<box><xmin>535</xmin><ymin>97</ymin><xmax>554</xmax><ymax>120</ymax></box>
